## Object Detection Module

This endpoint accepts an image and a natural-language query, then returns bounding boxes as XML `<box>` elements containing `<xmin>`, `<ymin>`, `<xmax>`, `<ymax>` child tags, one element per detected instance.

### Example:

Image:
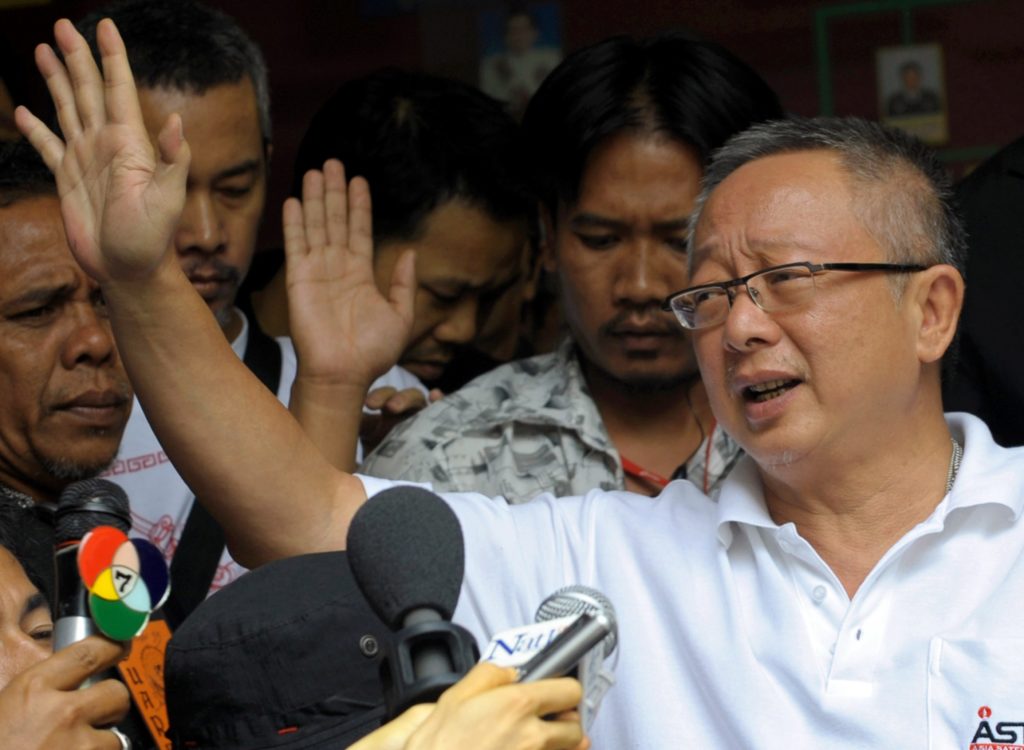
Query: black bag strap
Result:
<box><xmin>163</xmin><ymin>322</ymin><xmax>282</xmax><ymax>630</ymax></box>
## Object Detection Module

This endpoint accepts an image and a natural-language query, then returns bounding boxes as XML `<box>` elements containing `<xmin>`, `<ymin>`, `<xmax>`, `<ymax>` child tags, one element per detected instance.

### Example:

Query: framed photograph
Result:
<box><xmin>876</xmin><ymin>43</ymin><xmax>948</xmax><ymax>144</ymax></box>
<box><xmin>477</xmin><ymin>3</ymin><xmax>562</xmax><ymax>120</ymax></box>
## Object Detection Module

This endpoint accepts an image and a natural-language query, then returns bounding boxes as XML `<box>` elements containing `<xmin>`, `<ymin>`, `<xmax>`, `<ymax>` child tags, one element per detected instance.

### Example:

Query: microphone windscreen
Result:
<box><xmin>55</xmin><ymin>478</ymin><xmax>131</xmax><ymax>545</ymax></box>
<box><xmin>536</xmin><ymin>584</ymin><xmax>618</xmax><ymax>658</ymax></box>
<box><xmin>347</xmin><ymin>486</ymin><xmax>464</xmax><ymax>629</ymax></box>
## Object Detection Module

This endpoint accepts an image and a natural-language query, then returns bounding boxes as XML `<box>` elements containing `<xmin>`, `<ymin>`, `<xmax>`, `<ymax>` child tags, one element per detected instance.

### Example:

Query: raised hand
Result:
<box><xmin>283</xmin><ymin>159</ymin><xmax>415</xmax><ymax>389</ymax></box>
<box><xmin>14</xmin><ymin>18</ymin><xmax>188</xmax><ymax>283</ymax></box>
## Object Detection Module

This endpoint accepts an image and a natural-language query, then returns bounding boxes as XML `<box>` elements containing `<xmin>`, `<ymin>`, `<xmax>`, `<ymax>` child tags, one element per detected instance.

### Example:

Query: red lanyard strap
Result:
<box><xmin>620</xmin><ymin>456</ymin><xmax>670</xmax><ymax>490</ymax></box>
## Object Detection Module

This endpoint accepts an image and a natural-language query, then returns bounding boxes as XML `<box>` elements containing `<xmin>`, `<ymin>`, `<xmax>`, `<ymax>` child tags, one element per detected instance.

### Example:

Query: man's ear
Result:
<box><xmin>539</xmin><ymin>204</ymin><xmax>557</xmax><ymax>274</ymax></box>
<box><xmin>913</xmin><ymin>263</ymin><xmax>964</xmax><ymax>364</ymax></box>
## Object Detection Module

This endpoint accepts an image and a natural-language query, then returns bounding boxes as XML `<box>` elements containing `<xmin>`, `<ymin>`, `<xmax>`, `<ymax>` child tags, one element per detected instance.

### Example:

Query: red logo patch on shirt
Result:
<box><xmin>970</xmin><ymin>706</ymin><xmax>1024</xmax><ymax>748</ymax></box>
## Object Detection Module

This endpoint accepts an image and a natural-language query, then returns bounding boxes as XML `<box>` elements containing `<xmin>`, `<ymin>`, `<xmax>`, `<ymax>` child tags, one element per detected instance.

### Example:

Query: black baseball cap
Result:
<box><xmin>165</xmin><ymin>551</ymin><xmax>391</xmax><ymax>749</ymax></box>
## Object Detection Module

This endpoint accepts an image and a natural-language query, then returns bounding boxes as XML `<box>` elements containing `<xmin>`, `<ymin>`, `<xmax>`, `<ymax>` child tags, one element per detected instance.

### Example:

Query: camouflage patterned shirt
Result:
<box><xmin>361</xmin><ymin>339</ymin><xmax>742</xmax><ymax>503</ymax></box>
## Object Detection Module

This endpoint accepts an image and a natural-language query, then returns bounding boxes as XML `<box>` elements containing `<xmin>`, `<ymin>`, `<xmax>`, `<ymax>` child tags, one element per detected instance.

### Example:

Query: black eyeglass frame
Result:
<box><xmin>661</xmin><ymin>261</ymin><xmax>931</xmax><ymax>329</ymax></box>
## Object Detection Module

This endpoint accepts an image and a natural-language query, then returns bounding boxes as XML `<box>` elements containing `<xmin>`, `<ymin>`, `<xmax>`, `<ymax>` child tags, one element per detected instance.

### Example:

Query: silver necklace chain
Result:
<box><xmin>946</xmin><ymin>436</ymin><xmax>963</xmax><ymax>494</ymax></box>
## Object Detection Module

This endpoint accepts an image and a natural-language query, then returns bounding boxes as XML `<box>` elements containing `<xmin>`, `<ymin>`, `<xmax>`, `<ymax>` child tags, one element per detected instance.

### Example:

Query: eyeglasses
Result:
<box><xmin>661</xmin><ymin>261</ymin><xmax>930</xmax><ymax>330</ymax></box>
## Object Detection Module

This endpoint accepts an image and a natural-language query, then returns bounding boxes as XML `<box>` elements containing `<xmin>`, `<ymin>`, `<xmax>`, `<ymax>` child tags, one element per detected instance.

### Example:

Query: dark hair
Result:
<box><xmin>694</xmin><ymin>116</ymin><xmax>966</xmax><ymax>278</ymax></box>
<box><xmin>505</xmin><ymin>4</ymin><xmax>537</xmax><ymax>28</ymax></box>
<box><xmin>0</xmin><ymin>140</ymin><xmax>55</xmax><ymax>208</ymax></box>
<box><xmin>0</xmin><ymin>514</ymin><xmax>49</xmax><ymax>603</ymax></box>
<box><xmin>900</xmin><ymin>60</ymin><xmax>923</xmax><ymax>77</ymax></box>
<box><xmin>77</xmin><ymin>0</ymin><xmax>271</xmax><ymax>141</ymax></box>
<box><xmin>291</xmin><ymin>69</ymin><xmax>532</xmax><ymax>245</ymax></box>
<box><xmin>521</xmin><ymin>32</ymin><xmax>784</xmax><ymax>216</ymax></box>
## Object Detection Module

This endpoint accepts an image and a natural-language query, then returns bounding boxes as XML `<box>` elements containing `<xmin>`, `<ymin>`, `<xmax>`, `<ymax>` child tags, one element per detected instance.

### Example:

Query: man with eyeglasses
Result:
<box><xmin>21</xmin><ymin>22</ymin><xmax>1024</xmax><ymax>745</ymax></box>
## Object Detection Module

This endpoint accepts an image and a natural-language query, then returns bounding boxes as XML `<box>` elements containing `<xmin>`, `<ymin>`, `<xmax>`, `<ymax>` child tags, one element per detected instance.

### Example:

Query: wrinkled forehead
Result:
<box><xmin>0</xmin><ymin>196</ymin><xmax>79</xmax><ymax>282</ymax></box>
<box><xmin>689</xmin><ymin>150</ymin><xmax>854</xmax><ymax>274</ymax></box>
<box><xmin>137</xmin><ymin>82</ymin><xmax>266</xmax><ymax>164</ymax></box>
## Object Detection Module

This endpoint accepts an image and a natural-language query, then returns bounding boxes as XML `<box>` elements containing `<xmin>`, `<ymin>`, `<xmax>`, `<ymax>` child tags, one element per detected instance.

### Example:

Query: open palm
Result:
<box><xmin>15</xmin><ymin>18</ymin><xmax>187</xmax><ymax>283</ymax></box>
<box><xmin>283</xmin><ymin>159</ymin><xmax>415</xmax><ymax>388</ymax></box>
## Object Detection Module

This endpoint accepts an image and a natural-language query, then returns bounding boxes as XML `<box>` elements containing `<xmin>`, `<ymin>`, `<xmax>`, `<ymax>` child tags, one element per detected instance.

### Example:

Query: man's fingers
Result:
<box><xmin>388</xmin><ymin>248</ymin><xmax>417</xmax><ymax>328</ymax></box>
<box><xmin>282</xmin><ymin>198</ymin><xmax>309</xmax><ymax>261</ymax></box>
<box><xmin>72</xmin><ymin>678</ymin><xmax>132</xmax><ymax>728</ymax></box>
<box><xmin>301</xmin><ymin>169</ymin><xmax>327</xmax><ymax>250</ymax></box>
<box><xmin>322</xmin><ymin>159</ymin><xmax>348</xmax><ymax>251</ymax></box>
<box><xmin>95</xmin><ymin>19</ymin><xmax>146</xmax><ymax>127</ymax></box>
<box><xmin>54</xmin><ymin>18</ymin><xmax>107</xmax><ymax>131</ymax></box>
<box><xmin>364</xmin><ymin>387</ymin><xmax>398</xmax><ymax>411</ymax></box>
<box><xmin>347</xmin><ymin>176</ymin><xmax>374</xmax><ymax>262</ymax></box>
<box><xmin>509</xmin><ymin>676</ymin><xmax>583</xmax><ymax>717</ymax></box>
<box><xmin>380</xmin><ymin>388</ymin><xmax>428</xmax><ymax>416</ymax></box>
<box><xmin>154</xmin><ymin>112</ymin><xmax>189</xmax><ymax>178</ymax></box>
<box><xmin>14</xmin><ymin>106</ymin><xmax>66</xmax><ymax>172</ymax></box>
<box><xmin>437</xmin><ymin>662</ymin><xmax>517</xmax><ymax>706</ymax></box>
<box><xmin>38</xmin><ymin>637</ymin><xmax>127</xmax><ymax>691</ymax></box>
<box><xmin>537</xmin><ymin>715</ymin><xmax>586</xmax><ymax>750</ymax></box>
<box><xmin>365</xmin><ymin>386</ymin><xmax>429</xmax><ymax>415</ymax></box>
<box><xmin>153</xmin><ymin>114</ymin><xmax>190</xmax><ymax>220</ymax></box>
<box><xmin>34</xmin><ymin>40</ymin><xmax>83</xmax><ymax>140</ymax></box>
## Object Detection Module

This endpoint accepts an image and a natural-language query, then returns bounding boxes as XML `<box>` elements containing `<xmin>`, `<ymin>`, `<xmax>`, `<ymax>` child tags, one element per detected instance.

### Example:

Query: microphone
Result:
<box><xmin>516</xmin><ymin>610</ymin><xmax>615</xmax><ymax>682</ymax></box>
<box><xmin>481</xmin><ymin>585</ymin><xmax>617</xmax><ymax>729</ymax></box>
<box><xmin>53</xmin><ymin>478</ymin><xmax>132</xmax><ymax>655</ymax></box>
<box><xmin>347</xmin><ymin>486</ymin><xmax>479</xmax><ymax>718</ymax></box>
<box><xmin>536</xmin><ymin>581</ymin><xmax>614</xmax><ymax>729</ymax></box>
<box><xmin>533</xmin><ymin>586</ymin><xmax>617</xmax><ymax>729</ymax></box>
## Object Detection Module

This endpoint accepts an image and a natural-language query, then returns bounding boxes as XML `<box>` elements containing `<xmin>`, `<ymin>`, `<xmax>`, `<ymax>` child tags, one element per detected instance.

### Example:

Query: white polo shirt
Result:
<box><xmin>359</xmin><ymin>412</ymin><xmax>1024</xmax><ymax>749</ymax></box>
<box><xmin>107</xmin><ymin>311</ymin><xmax>425</xmax><ymax>595</ymax></box>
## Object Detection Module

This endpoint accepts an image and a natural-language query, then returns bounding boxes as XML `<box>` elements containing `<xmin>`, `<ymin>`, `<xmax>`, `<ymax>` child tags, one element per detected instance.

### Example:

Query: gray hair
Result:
<box><xmin>79</xmin><ymin>0</ymin><xmax>272</xmax><ymax>142</ymax></box>
<box><xmin>690</xmin><ymin>116</ymin><xmax>966</xmax><ymax>283</ymax></box>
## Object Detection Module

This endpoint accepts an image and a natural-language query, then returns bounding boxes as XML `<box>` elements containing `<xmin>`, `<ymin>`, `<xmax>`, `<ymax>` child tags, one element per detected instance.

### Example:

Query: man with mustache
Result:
<box><xmin>361</xmin><ymin>34</ymin><xmax>783</xmax><ymax>501</ymax></box>
<box><xmin>24</xmin><ymin>16</ymin><xmax>1020</xmax><ymax>748</ymax></box>
<box><xmin>0</xmin><ymin>140</ymin><xmax>132</xmax><ymax>605</ymax></box>
<box><xmin>76</xmin><ymin>0</ymin><xmax>423</xmax><ymax>620</ymax></box>
<box><xmin>0</xmin><ymin>142</ymin><xmax>154</xmax><ymax>749</ymax></box>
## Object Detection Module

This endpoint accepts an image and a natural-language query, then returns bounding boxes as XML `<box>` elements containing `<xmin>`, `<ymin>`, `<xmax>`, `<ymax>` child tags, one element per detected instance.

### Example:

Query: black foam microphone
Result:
<box><xmin>53</xmin><ymin>478</ymin><xmax>132</xmax><ymax>655</ymax></box>
<box><xmin>53</xmin><ymin>479</ymin><xmax>154</xmax><ymax>749</ymax></box>
<box><xmin>347</xmin><ymin>486</ymin><xmax>479</xmax><ymax>718</ymax></box>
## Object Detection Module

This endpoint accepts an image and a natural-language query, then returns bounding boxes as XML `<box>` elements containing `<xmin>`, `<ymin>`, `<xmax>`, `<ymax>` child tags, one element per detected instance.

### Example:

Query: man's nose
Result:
<box><xmin>176</xmin><ymin>191</ymin><xmax>226</xmax><ymax>254</ymax></box>
<box><xmin>720</xmin><ymin>285</ymin><xmax>781</xmax><ymax>353</ymax></box>
<box><xmin>61</xmin><ymin>302</ymin><xmax>117</xmax><ymax>369</ymax></box>
<box><xmin>612</xmin><ymin>239</ymin><xmax>675</xmax><ymax>307</ymax></box>
<box><xmin>434</xmin><ymin>296</ymin><xmax>479</xmax><ymax>345</ymax></box>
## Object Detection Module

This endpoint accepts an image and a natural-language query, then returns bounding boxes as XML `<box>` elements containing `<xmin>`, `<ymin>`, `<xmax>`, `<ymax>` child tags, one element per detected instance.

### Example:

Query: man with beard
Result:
<box><xmin>22</xmin><ymin>17</ymin><xmax>1000</xmax><ymax>745</ymax></box>
<box><xmin>361</xmin><ymin>34</ymin><xmax>783</xmax><ymax>501</ymax></box>
<box><xmin>0</xmin><ymin>141</ymin><xmax>132</xmax><ymax>604</ymax></box>
<box><xmin>76</xmin><ymin>0</ymin><xmax>423</xmax><ymax>622</ymax></box>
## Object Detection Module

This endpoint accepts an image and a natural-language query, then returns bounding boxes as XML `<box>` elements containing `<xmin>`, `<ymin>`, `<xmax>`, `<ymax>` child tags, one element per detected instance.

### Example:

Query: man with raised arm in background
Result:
<box><xmin>75</xmin><ymin>0</ymin><xmax>424</xmax><ymax>622</ymax></box>
<box><xmin>363</xmin><ymin>33</ymin><xmax>783</xmax><ymax>500</ymax></box>
<box><xmin>21</xmin><ymin>18</ymin><xmax>1024</xmax><ymax>749</ymax></box>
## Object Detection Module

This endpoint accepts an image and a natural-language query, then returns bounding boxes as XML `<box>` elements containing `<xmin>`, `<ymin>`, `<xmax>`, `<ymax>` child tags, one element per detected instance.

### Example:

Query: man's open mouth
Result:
<box><xmin>743</xmin><ymin>379</ymin><xmax>801</xmax><ymax>403</ymax></box>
